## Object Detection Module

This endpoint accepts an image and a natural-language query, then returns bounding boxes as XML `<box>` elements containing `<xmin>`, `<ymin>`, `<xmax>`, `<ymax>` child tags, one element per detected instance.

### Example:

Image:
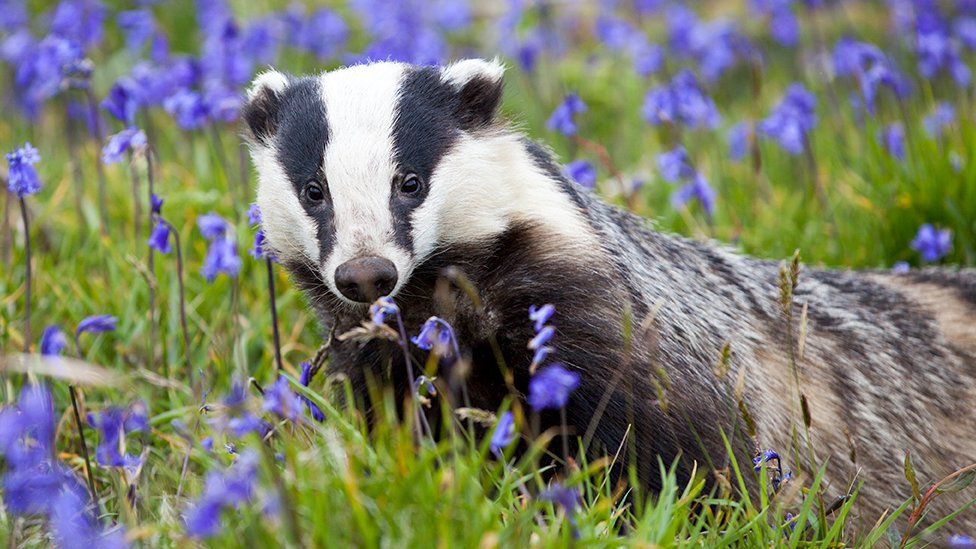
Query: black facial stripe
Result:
<box><xmin>273</xmin><ymin>77</ymin><xmax>336</xmax><ymax>260</ymax></box>
<box><xmin>390</xmin><ymin>67</ymin><xmax>461</xmax><ymax>253</ymax></box>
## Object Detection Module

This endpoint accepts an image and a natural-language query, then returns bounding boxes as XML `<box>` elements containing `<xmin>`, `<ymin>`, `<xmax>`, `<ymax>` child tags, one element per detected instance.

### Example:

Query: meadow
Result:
<box><xmin>1</xmin><ymin>0</ymin><xmax>975</xmax><ymax>546</ymax></box>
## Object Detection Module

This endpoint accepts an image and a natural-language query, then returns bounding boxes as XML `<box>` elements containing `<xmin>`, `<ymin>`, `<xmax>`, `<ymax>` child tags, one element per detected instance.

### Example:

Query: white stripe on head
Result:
<box><xmin>253</xmin><ymin>145</ymin><xmax>320</xmax><ymax>266</ymax></box>
<box><xmin>318</xmin><ymin>63</ymin><xmax>412</xmax><ymax>301</ymax></box>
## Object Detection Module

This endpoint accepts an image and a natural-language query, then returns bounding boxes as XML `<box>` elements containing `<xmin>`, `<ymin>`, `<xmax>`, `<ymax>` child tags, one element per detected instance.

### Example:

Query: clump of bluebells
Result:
<box><xmin>198</xmin><ymin>213</ymin><xmax>242</xmax><ymax>281</ymax></box>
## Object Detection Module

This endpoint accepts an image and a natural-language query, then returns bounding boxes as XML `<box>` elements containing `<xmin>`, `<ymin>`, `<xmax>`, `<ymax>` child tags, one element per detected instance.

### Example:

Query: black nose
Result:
<box><xmin>334</xmin><ymin>256</ymin><xmax>398</xmax><ymax>303</ymax></box>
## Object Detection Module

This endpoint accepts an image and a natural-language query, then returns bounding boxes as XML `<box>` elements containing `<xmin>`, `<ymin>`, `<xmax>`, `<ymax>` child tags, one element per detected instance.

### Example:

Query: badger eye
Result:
<box><xmin>399</xmin><ymin>174</ymin><xmax>422</xmax><ymax>195</ymax></box>
<box><xmin>304</xmin><ymin>180</ymin><xmax>325</xmax><ymax>202</ymax></box>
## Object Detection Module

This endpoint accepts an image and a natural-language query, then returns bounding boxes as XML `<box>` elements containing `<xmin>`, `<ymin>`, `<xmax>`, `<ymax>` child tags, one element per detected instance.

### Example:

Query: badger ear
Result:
<box><xmin>442</xmin><ymin>58</ymin><xmax>505</xmax><ymax>130</ymax></box>
<box><xmin>242</xmin><ymin>70</ymin><xmax>291</xmax><ymax>146</ymax></box>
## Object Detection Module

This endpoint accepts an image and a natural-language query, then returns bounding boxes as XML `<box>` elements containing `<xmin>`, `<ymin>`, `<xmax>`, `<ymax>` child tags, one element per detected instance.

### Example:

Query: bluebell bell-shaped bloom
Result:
<box><xmin>76</xmin><ymin>315</ymin><xmax>117</xmax><ymax>335</ymax></box>
<box><xmin>0</xmin><ymin>0</ymin><xmax>28</xmax><ymax>31</ymax></box>
<box><xmin>642</xmin><ymin>70</ymin><xmax>720</xmax><ymax>129</ymax></box>
<box><xmin>352</xmin><ymin>0</ymin><xmax>455</xmax><ymax>64</ymax></box>
<box><xmin>948</xmin><ymin>535</ymin><xmax>976</xmax><ymax>548</ymax></box>
<box><xmin>262</xmin><ymin>376</ymin><xmax>304</xmax><ymax>422</ymax></box>
<box><xmin>539</xmin><ymin>482</ymin><xmax>581</xmax><ymax>515</ymax></box>
<box><xmin>50</xmin><ymin>0</ymin><xmax>107</xmax><ymax>51</ymax></box>
<box><xmin>672</xmin><ymin>173</ymin><xmax>716</xmax><ymax>218</ymax></box>
<box><xmin>916</xmin><ymin>11</ymin><xmax>971</xmax><ymax>87</ymax></box>
<box><xmin>241</xmin><ymin>16</ymin><xmax>283</xmax><ymax>65</ymax></box>
<box><xmin>13</xmin><ymin>36</ymin><xmax>84</xmax><ymax>116</ymax></box>
<box><xmin>184</xmin><ymin>449</ymin><xmax>259</xmax><ymax>539</ymax></box>
<box><xmin>102</xmin><ymin>77</ymin><xmax>142</xmax><ymax>125</ymax></box>
<box><xmin>564</xmin><ymin>160</ymin><xmax>596</xmax><ymax>189</ymax></box>
<box><xmin>752</xmin><ymin>448</ymin><xmax>781</xmax><ymax>472</ymax></box>
<box><xmin>369</xmin><ymin>296</ymin><xmax>400</xmax><ymax>326</ymax></box>
<box><xmin>198</xmin><ymin>213</ymin><xmax>228</xmax><ymax>240</ymax></box>
<box><xmin>657</xmin><ymin>146</ymin><xmax>696</xmax><ymax>183</ymax></box>
<box><xmin>667</xmin><ymin>6</ymin><xmax>748</xmax><ymax>82</ymax></box>
<box><xmin>102</xmin><ymin>127</ymin><xmax>147</xmax><ymax>164</ymax></box>
<box><xmin>150</xmin><ymin>193</ymin><xmax>163</xmax><ymax>215</ymax></box>
<box><xmin>923</xmin><ymin>102</ymin><xmax>955</xmax><ymax>138</ymax></box>
<box><xmin>299</xmin><ymin>362</ymin><xmax>325</xmax><ymax>422</ymax></box>
<box><xmin>489</xmin><ymin>411</ymin><xmax>515</xmax><ymax>456</ymax></box>
<box><xmin>3</xmin><ymin>461</ymin><xmax>85</xmax><ymax>516</ymax></box>
<box><xmin>87</xmin><ymin>408</ymin><xmax>128</xmax><ymax>467</ymax></box>
<box><xmin>758</xmin><ymin>83</ymin><xmax>816</xmax><ymax>155</ymax></box>
<box><xmin>203</xmin><ymin>84</ymin><xmax>242</xmax><ymax>123</ymax></box>
<box><xmin>881</xmin><ymin>123</ymin><xmax>906</xmax><ymax>161</ymax></box>
<box><xmin>546</xmin><ymin>94</ymin><xmax>587</xmax><ymax>136</ymax></box>
<box><xmin>911</xmin><ymin>224</ymin><xmax>952</xmax><ymax>262</ymax></box>
<box><xmin>528</xmin><ymin>363</ymin><xmax>580</xmax><ymax>411</ymax></box>
<box><xmin>412</xmin><ymin>316</ymin><xmax>458</xmax><ymax>359</ymax></box>
<box><xmin>49</xmin><ymin>485</ymin><xmax>128</xmax><ymax>549</ymax></box>
<box><xmin>117</xmin><ymin>9</ymin><xmax>156</xmax><ymax>54</ymax></box>
<box><xmin>832</xmin><ymin>38</ymin><xmax>910</xmax><ymax>114</ymax></box>
<box><xmin>596</xmin><ymin>16</ymin><xmax>638</xmax><ymax>52</ymax></box>
<box><xmin>728</xmin><ymin>122</ymin><xmax>750</xmax><ymax>161</ymax></box>
<box><xmin>956</xmin><ymin>17</ymin><xmax>976</xmax><ymax>50</ymax></box>
<box><xmin>630</xmin><ymin>39</ymin><xmax>663</xmax><ymax>77</ymax></box>
<box><xmin>164</xmin><ymin>89</ymin><xmax>208</xmax><ymax>130</ymax></box>
<box><xmin>39</xmin><ymin>326</ymin><xmax>68</xmax><ymax>356</ymax></box>
<box><xmin>0</xmin><ymin>384</ymin><xmax>56</xmax><ymax>468</ymax></box>
<box><xmin>294</xmin><ymin>8</ymin><xmax>349</xmax><ymax>61</ymax></box>
<box><xmin>148</xmin><ymin>220</ymin><xmax>172</xmax><ymax>254</ymax></box>
<box><xmin>247</xmin><ymin>203</ymin><xmax>262</xmax><ymax>226</ymax></box>
<box><xmin>528</xmin><ymin>304</ymin><xmax>555</xmax><ymax>333</ymax></box>
<box><xmin>6</xmin><ymin>142</ymin><xmax>42</xmax><ymax>197</ymax></box>
<box><xmin>202</xmin><ymin>236</ymin><xmax>242</xmax><ymax>281</ymax></box>
<box><xmin>892</xmin><ymin>261</ymin><xmax>910</xmax><ymax>274</ymax></box>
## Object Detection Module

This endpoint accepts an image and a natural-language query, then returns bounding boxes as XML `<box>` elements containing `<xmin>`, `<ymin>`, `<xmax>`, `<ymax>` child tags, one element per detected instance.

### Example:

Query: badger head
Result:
<box><xmin>243</xmin><ymin>59</ymin><xmax>593</xmax><ymax>311</ymax></box>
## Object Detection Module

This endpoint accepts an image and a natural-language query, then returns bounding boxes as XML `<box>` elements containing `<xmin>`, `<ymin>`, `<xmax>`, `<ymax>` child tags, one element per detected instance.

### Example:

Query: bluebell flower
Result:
<box><xmin>666</xmin><ymin>6</ymin><xmax>748</xmax><ymax>82</ymax></box>
<box><xmin>489</xmin><ymin>411</ymin><xmax>515</xmax><ymax>456</ymax></box>
<box><xmin>923</xmin><ymin>102</ymin><xmax>955</xmax><ymax>138</ymax></box>
<box><xmin>6</xmin><ymin>142</ymin><xmax>42</xmax><ymax>197</ymax></box>
<box><xmin>241</xmin><ymin>16</ymin><xmax>283</xmax><ymax>65</ymax></box>
<box><xmin>831</xmin><ymin>38</ymin><xmax>910</xmax><ymax>114</ymax></box>
<box><xmin>672</xmin><ymin>173</ymin><xmax>716</xmax><ymax>217</ymax></box>
<box><xmin>369</xmin><ymin>296</ymin><xmax>400</xmax><ymax>326</ymax></box>
<box><xmin>957</xmin><ymin>17</ymin><xmax>976</xmax><ymax>50</ymax></box>
<box><xmin>412</xmin><ymin>316</ymin><xmax>459</xmax><ymax>359</ymax></box>
<box><xmin>87</xmin><ymin>408</ymin><xmax>129</xmax><ymax>467</ymax></box>
<box><xmin>642</xmin><ymin>70</ymin><xmax>720</xmax><ymax>129</ymax></box>
<box><xmin>198</xmin><ymin>213</ymin><xmax>228</xmax><ymax>240</ymax></box>
<box><xmin>0</xmin><ymin>384</ymin><xmax>56</xmax><ymax>468</ymax></box>
<box><xmin>752</xmin><ymin>448</ymin><xmax>781</xmax><ymax>472</ymax></box>
<box><xmin>184</xmin><ymin>450</ymin><xmax>259</xmax><ymax>539</ymax></box>
<box><xmin>293</xmin><ymin>8</ymin><xmax>349</xmax><ymax>61</ymax></box>
<box><xmin>76</xmin><ymin>315</ymin><xmax>117</xmax><ymax>336</ymax></box>
<box><xmin>247</xmin><ymin>203</ymin><xmax>262</xmax><ymax>226</ymax></box>
<box><xmin>728</xmin><ymin>122</ymin><xmax>750</xmax><ymax>161</ymax></box>
<box><xmin>528</xmin><ymin>364</ymin><xmax>580</xmax><ymax>411</ymax></box>
<box><xmin>758</xmin><ymin>83</ymin><xmax>816</xmax><ymax>155</ymax></box>
<box><xmin>880</xmin><ymin>123</ymin><xmax>905</xmax><ymax>161</ymax></box>
<box><xmin>911</xmin><ymin>224</ymin><xmax>952</xmax><ymax>262</ymax></box>
<box><xmin>117</xmin><ymin>9</ymin><xmax>156</xmax><ymax>54</ymax></box>
<box><xmin>916</xmin><ymin>11</ymin><xmax>971</xmax><ymax>87</ymax></box>
<box><xmin>657</xmin><ymin>146</ymin><xmax>696</xmax><ymax>183</ymax></box>
<box><xmin>202</xmin><ymin>236</ymin><xmax>242</xmax><ymax>281</ymax></box>
<box><xmin>564</xmin><ymin>160</ymin><xmax>596</xmax><ymax>189</ymax></box>
<box><xmin>596</xmin><ymin>16</ymin><xmax>638</xmax><ymax>52</ymax></box>
<box><xmin>528</xmin><ymin>304</ymin><xmax>555</xmax><ymax>333</ymax></box>
<box><xmin>3</xmin><ymin>462</ymin><xmax>84</xmax><ymax>516</ymax></box>
<box><xmin>546</xmin><ymin>94</ymin><xmax>586</xmax><ymax>136</ymax></box>
<box><xmin>299</xmin><ymin>362</ymin><xmax>325</xmax><ymax>422</ymax></box>
<box><xmin>215</xmin><ymin>384</ymin><xmax>269</xmax><ymax>438</ymax></box>
<box><xmin>892</xmin><ymin>261</ymin><xmax>910</xmax><ymax>274</ymax></box>
<box><xmin>102</xmin><ymin>127</ymin><xmax>147</xmax><ymax>164</ymax></box>
<box><xmin>13</xmin><ymin>36</ymin><xmax>84</xmax><ymax>116</ymax></box>
<box><xmin>39</xmin><ymin>326</ymin><xmax>68</xmax><ymax>356</ymax></box>
<box><xmin>203</xmin><ymin>84</ymin><xmax>242</xmax><ymax>124</ymax></box>
<box><xmin>50</xmin><ymin>0</ymin><xmax>107</xmax><ymax>51</ymax></box>
<box><xmin>263</xmin><ymin>376</ymin><xmax>304</xmax><ymax>422</ymax></box>
<box><xmin>0</xmin><ymin>0</ymin><xmax>27</xmax><ymax>31</ymax></box>
<box><xmin>948</xmin><ymin>534</ymin><xmax>976</xmax><ymax>549</ymax></box>
<box><xmin>102</xmin><ymin>77</ymin><xmax>142</xmax><ymax>125</ymax></box>
<box><xmin>148</xmin><ymin>220</ymin><xmax>172</xmax><ymax>253</ymax></box>
<box><xmin>630</xmin><ymin>39</ymin><xmax>663</xmax><ymax>77</ymax></box>
<box><xmin>150</xmin><ymin>193</ymin><xmax>163</xmax><ymax>215</ymax></box>
<box><xmin>49</xmin><ymin>484</ymin><xmax>128</xmax><ymax>549</ymax></box>
<box><xmin>539</xmin><ymin>482</ymin><xmax>581</xmax><ymax>515</ymax></box>
<box><xmin>164</xmin><ymin>89</ymin><xmax>208</xmax><ymax>130</ymax></box>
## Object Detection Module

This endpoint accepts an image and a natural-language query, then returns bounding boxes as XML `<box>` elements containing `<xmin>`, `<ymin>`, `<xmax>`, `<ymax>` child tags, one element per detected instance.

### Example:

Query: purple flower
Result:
<box><xmin>546</xmin><ymin>94</ymin><xmax>586</xmax><ymax>136</ymax></box>
<box><xmin>247</xmin><ymin>203</ymin><xmax>262</xmax><ymax>226</ymax></box>
<box><xmin>215</xmin><ymin>384</ymin><xmax>269</xmax><ymax>438</ymax></box>
<box><xmin>6</xmin><ymin>142</ymin><xmax>42</xmax><ymax>197</ymax></box>
<box><xmin>728</xmin><ymin>122</ymin><xmax>750</xmax><ymax>161</ymax></box>
<box><xmin>184</xmin><ymin>450</ymin><xmax>259</xmax><ymax>539</ymax></box>
<box><xmin>293</xmin><ymin>8</ymin><xmax>349</xmax><ymax>61</ymax></box>
<box><xmin>198</xmin><ymin>213</ymin><xmax>228</xmax><ymax>240</ymax></box>
<box><xmin>489</xmin><ymin>411</ymin><xmax>515</xmax><ymax>456</ymax></box>
<box><xmin>657</xmin><ymin>146</ymin><xmax>696</xmax><ymax>183</ymax></box>
<box><xmin>150</xmin><ymin>193</ymin><xmax>163</xmax><ymax>215</ymax></box>
<box><xmin>369</xmin><ymin>296</ymin><xmax>400</xmax><ymax>326</ymax></box>
<box><xmin>49</xmin><ymin>486</ymin><xmax>128</xmax><ymax>549</ymax></box>
<box><xmin>13</xmin><ymin>36</ymin><xmax>84</xmax><ymax>116</ymax></box>
<box><xmin>163</xmin><ymin>89</ymin><xmax>208</xmax><ymax>130</ymax></box>
<box><xmin>957</xmin><ymin>17</ymin><xmax>976</xmax><ymax>50</ymax></box>
<box><xmin>299</xmin><ymin>362</ymin><xmax>325</xmax><ymax>422</ymax></box>
<box><xmin>667</xmin><ymin>6</ymin><xmax>749</xmax><ymax>82</ymax></box>
<box><xmin>76</xmin><ymin>315</ymin><xmax>117</xmax><ymax>336</ymax></box>
<box><xmin>102</xmin><ymin>127</ymin><xmax>147</xmax><ymax>164</ymax></box>
<box><xmin>262</xmin><ymin>376</ymin><xmax>304</xmax><ymax>422</ymax></box>
<box><xmin>117</xmin><ymin>9</ymin><xmax>156</xmax><ymax>54</ymax></box>
<box><xmin>752</xmin><ymin>448</ymin><xmax>781</xmax><ymax>472</ymax></box>
<box><xmin>39</xmin><ymin>326</ymin><xmax>68</xmax><ymax>356</ymax></box>
<box><xmin>539</xmin><ymin>482</ymin><xmax>581</xmax><ymax>515</ymax></box>
<box><xmin>87</xmin><ymin>408</ymin><xmax>127</xmax><ymax>467</ymax></box>
<box><xmin>0</xmin><ymin>384</ymin><xmax>56</xmax><ymax>468</ymax></box>
<box><xmin>881</xmin><ymin>123</ymin><xmax>905</xmax><ymax>161</ymax></box>
<box><xmin>202</xmin><ymin>236</ymin><xmax>241</xmax><ymax>282</ymax></box>
<box><xmin>892</xmin><ymin>261</ymin><xmax>910</xmax><ymax>274</ymax></box>
<box><xmin>148</xmin><ymin>220</ymin><xmax>172</xmax><ymax>253</ymax></box>
<box><xmin>672</xmin><ymin>173</ymin><xmax>716</xmax><ymax>217</ymax></box>
<box><xmin>50</xmin><ymin>0</ymin><xmax>107</xmax><ymax>51</ymax></box>
<box><xmin>203</xmin><ymin>84</ymin><xmax>242</xmax><ymax>124</ymax></box>
<box><xmin>528</xmin><ymin>364</ymin><xmax>580</xmax><ymax>411</ymax></box>
<box><xmin>758</xmin><ymin>83</ymin><xmax>816</xmax><ymax>155</ymax></box>
<box><xmin>412</xmin><ymin>316</ymin><xmax>459</xmax><ymax>359</ymax></box>
<box><xmin>564</xmin><ymin>160</ymin><xmax>597</xmax><ymax>189</ymax></box>
<box><xmin>916</xmin><ymin>11</ymin><xmax>971</xmax><ymax>87</ymax></box>
<box><xmin>831</xmin><ymin>38</ymin><xmax>910</xmax><ymax>114</ymax></box>
<box><xmin>924</xmin><ymin>102</ymin><xmax>955</xmax><ymax>138</ymax></box>
<box><xmin>948</xmin><ymin>535</ymin><xmax>976</xmax><ymax>549</ymax></box>
<box><xmin>528</xmin><ymin>304</ymin><xmax>554</xmax><ymax>333</ymax></box>
<box><xmin>642</xmin><ymin>70</ymin><xmax>720</xmax><ymax>130</ymax></box>
<box><xmin>911</xmin><ymin>224</ymin><xmax>952</xmax><ymax>262</ymax></box>
<box><xmin>630</xmin><ymin>40</ymin><xmax>663</xmax><ymax>77</ymax></box>
<box><xmin>102</xmin><ymin>78</ymin><xmax>141</xmax><ymax>125</ymax></box>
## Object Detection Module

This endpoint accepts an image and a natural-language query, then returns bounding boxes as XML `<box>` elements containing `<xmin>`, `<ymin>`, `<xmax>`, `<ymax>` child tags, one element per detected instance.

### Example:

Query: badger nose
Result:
<box><xmin>334</xmin><ymin>257</ymin><xmax>399</xmax><ymax>303</ymax></box>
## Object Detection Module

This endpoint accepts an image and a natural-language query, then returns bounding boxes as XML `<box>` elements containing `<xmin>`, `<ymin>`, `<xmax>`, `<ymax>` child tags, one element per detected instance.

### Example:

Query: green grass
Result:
<box><xmin>1</xmin><ymin>1</ymin><xmax>975</xmax><ymax>547</ymax></box>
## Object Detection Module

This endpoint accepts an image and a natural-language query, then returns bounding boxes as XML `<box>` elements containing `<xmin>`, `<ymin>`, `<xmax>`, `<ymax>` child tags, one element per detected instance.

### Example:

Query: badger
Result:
<box><xmin>242</xmin><ymin>59</ymin><xmax>976</xmax><ymax>529</ymax></box>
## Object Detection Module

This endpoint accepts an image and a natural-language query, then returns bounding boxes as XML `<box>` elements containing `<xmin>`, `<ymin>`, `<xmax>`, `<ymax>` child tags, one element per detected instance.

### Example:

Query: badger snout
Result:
<box><xmin>334</xmin><ymin>256</ymin><xmax>399</xmax><ymax>303</ymax></box>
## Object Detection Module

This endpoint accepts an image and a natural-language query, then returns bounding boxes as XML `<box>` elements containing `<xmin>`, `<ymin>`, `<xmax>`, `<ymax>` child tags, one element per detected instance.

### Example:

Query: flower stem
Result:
<box><xmin>161</xmin><ymin>218</ymin><xmax>193</xmax><ymax>395</ymax></box>
<box><xmin>146</xmin><ymin>150</ymin><xmax>157</xmax><ymax>368</ymax></box>
<box><xmin>18</xmin><ymin>196</ymin><xmax>31</xmax><ymax>353</ymax></box>
<box><xmin>83</xmin><ymin>87</ymin><xmax>109</xmax><ymax>236</ymax></box>
<box><xmin>393</xmin><ymin>314</ymin><xmax>425</xmax><ymax>441</ymax></box>
<box><xmin>266</xmin><ymin>257</ymin><xmax>284</xmax><ymax>373</ymax></box>
<box><xmin>68</xmin><ymin>384</ymin><xmax>100</xmax><ymax>510</ymax></box>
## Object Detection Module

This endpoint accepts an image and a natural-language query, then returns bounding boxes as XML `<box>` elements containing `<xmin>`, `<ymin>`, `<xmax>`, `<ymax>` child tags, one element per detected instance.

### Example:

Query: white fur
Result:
<box><xmin>441</xmin><ymin>58</ymin><xmax>505</xmax><ymax>89</ymax></box>
<box><xmin>252</xmin><ymin>145</ymin><xmax>320</xmax><ymax>268</ymax></box>
<box><xmin>247</xmin><ymin>69</ymin><xmax>289</xmax><ymax>99</ymax></box>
